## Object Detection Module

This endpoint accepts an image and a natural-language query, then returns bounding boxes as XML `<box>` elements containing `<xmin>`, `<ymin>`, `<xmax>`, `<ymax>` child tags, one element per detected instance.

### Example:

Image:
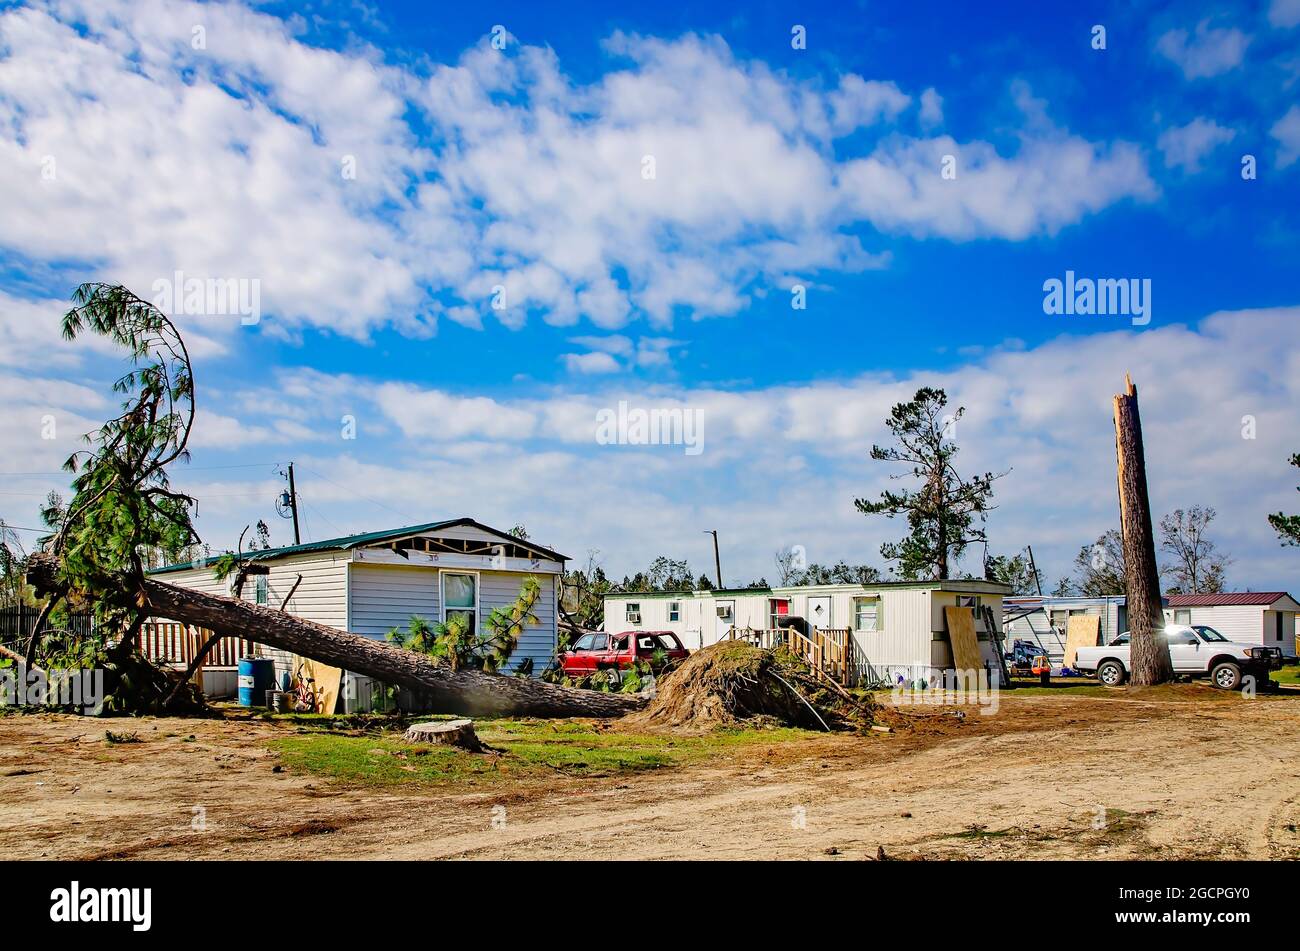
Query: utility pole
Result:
<box><xmin>704</xmin><ymin>530</ymin><xmax>722</xmax><ymax>589</ymax></box>
<box><xmin>286</xmin><ymin>462</ymin><xmax>301</xmax><ymax>546</ymax></box>
<box><xmin>1113</xmin><ymin>374</ymin><xmax>1172</xmax><ymax>685</ymax></box>
<box><xmin>1026</xmin><ymin>545</ymin><xmax>1043</xmax><ymax>596</ymax></box>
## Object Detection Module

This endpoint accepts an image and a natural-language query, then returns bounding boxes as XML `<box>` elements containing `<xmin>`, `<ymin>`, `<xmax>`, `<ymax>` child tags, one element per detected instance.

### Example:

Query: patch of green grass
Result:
<box><xmin>269</xmin><ymin>718</ymin><xmax>812</xmax><ymax>788</ymax></box>
<box><xmin>1276</xmin><ymin>665</ymin><xmax>1300</xmax><ymax>686</ymax></box>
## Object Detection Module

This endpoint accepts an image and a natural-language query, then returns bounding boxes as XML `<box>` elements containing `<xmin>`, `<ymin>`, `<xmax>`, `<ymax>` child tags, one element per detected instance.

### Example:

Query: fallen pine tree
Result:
<box><xmin>26</xmin><ymin>554</ymin><xmax>643</xmax><ymax>719</ymax></box>
<box><xmin>22</xmin><ymin>282</ymin><xmax>642</xmax><ymax>720</ymax></box>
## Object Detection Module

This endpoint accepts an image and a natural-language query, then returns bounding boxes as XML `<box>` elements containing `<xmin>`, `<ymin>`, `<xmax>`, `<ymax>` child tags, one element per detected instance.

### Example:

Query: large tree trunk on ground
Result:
<box><xmin>26</xmin><ymin>557</ymin><xmax>643</xmax><ymax>719</ymax></box>
<box><xmin>1113</xmin><ymin>375</ymin><xmax>1174</xmax><ymax>686</ymax></box>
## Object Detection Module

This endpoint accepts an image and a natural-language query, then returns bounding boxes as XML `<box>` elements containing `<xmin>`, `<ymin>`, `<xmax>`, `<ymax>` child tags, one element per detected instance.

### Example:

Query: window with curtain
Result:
<box><xmin>444</xmin><ymin>572</ymin><xmax>477</xmax><ymax>632</ymax></box>
<box><xmin>854</xmin><ymin>597</ymin><xmax>880</xmax><ymax>632</ymax></box>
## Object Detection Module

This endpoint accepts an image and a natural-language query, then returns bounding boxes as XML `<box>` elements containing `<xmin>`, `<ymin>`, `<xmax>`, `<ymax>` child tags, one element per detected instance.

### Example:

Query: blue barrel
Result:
<box><xmin>237</xmin><ymin>657</ymin><xmax>275</xmax><ymax>707</ymax></box>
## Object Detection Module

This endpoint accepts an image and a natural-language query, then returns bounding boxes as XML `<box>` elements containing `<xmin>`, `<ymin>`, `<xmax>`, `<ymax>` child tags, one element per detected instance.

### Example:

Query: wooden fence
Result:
<box><xmin>0</xmin><ymin>603</ymin><xmax>94</xmax><ymax>648</ymax></box>
<box><xmin>139</xmin><ymin>621</ymin><xmax>252</xmax><ymax>669</ymax></box>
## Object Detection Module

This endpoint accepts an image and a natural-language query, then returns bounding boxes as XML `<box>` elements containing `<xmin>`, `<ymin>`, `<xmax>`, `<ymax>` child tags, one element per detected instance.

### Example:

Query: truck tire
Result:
<box><xmin>1210</xmin><ymin>662</ymin><xmax>1242</xmax><ymax>691</ymax></box>
<box><xmin>1097</xmin><ymin>660</ymin><xmax>1127</xmax><ymax>687</ymax></box>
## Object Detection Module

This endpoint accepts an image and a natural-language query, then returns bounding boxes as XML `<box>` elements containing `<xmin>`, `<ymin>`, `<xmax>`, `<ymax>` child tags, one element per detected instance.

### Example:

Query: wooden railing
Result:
<box><xmin>139</xmin><ymin>621</ymin><xmax>253</xmax><ymax>669</ymax></box>
<box><xmin>727</xmin><ymin>626</ymin><xmax>859</xmax><ymax>686</ymax></box>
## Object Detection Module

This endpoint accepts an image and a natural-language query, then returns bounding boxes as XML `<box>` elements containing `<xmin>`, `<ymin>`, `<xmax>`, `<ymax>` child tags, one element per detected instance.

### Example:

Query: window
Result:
<box><xmin>854</xmin><ymin>597</ymin><xmax>881</xmax><ymax>632</ymax></box>
<box><xmin>768</xmin><ymin>598</ymin><xmax>790</xmax><ymax>630</ymax></box>
<box><xmin>655</xmin><ymin>633</ymin><xmax>683</xmax><ymax>651</ymax></box>
<box><xmin>442</xmin><ymin>572</ymin><xmax>477</xmax><ymax>633</ymax></box>
<box><xmin>625</xmin><ymin>602</ymin><xmax>641</xmax><ymax>624</ymax></box>
<box><xmin>957</xmin><ymin>595</ymin><xmax>980</xmax><ymax>609</ymax></box>
<box><xmin>573</xmin><ymin>633</ymin><xmax>599</xmax><ymax>651</ymax></box>
<box><xmin>716</xmin><ymin>602</ymin><xmax>734</xmax><ymax>622</ymax></box>
<box><xmin>255</xmin><ymin>575</ymin><xmax>268</xmax><ymax>605</ymax></box>
<box><xmin>1278</xmin><ymin>613</ymin><xmax>1286</xmax><ymax>642</ymax></box>
<box><xmin>1174</xmin><ymin>609</ymin><xmax>1191</xmax><ymax>625</ymax></box>
<box><xmin>667</xmin><ymin>601</ymin><xmax>681</xmax><ymax>622</ymax></box>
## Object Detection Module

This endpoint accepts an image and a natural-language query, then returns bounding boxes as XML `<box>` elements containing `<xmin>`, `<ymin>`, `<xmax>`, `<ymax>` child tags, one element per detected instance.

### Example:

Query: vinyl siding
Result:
<box><xmin>604</xmin><ymin>584</ymin><xmax>1007</xmax><ymax>681</ymax></box>
<box><xmin>1173</xmin><ymin>605</ymin><xmax>1262</xmax><ymax>645</ymax></box>
<box><xmin>348</xmin><ymin>564</ymin><xmax>556</xmax><ymax>675</ymax></box>
<box><xmin>152</xmin><ymin>551</ymin><xmax>349</xmax><ymax>683</ymax></box>
<box><xmin>1004</xmin><ymin>599</ymin><xmax>1126</xmax><ymax>667</ymax></box>
<box><xmin>349</xmin><ymin>563</ymin><xmax>439</xmax><ymax>639</ymax></box>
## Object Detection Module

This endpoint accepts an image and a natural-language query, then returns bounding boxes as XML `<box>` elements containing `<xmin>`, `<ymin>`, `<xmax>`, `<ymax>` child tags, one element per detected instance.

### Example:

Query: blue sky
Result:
<box><xmin>1</xmin><ymin>0</ymin><xmax>1299</xmax><ymax>590</ymax></box>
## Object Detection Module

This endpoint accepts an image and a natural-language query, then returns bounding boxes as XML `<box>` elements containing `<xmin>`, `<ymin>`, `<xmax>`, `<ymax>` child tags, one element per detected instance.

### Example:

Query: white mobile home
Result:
<box><xmin>1165</xmin><ymin>592</ymin><xmax>1298</xmax><ymax>658</ymax></box>
<box><xmin>148</xmin><ymin>519</ymin><xmax>567</xmax><ymax>706</ymax></box>
<box><xmin>1003</xmin><ymin>596</ymin><xmax>1129</xmax><ymax>667</ymax></box>
<box><xmin>604</xmin><ymin>580</ymin><xmax>1010</xmax><ymax>686</ymax></box>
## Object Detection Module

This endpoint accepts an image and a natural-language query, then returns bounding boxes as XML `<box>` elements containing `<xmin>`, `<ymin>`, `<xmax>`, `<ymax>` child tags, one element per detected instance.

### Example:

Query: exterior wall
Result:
<box><xmin>604</xmin><ymin>582</ymin><xmax>1009</xmax><ymax>685</ymax></box>
<box><xmin>1171</xmin><ymin>605</ymin><xmax>1262</xmax><ymax>645</ymax></box>
<box><xmin>152</xmin><ymin>551</ymin><xmax>349</xmax><ymax>687</ymax></box>
<box><xmin>347</xmin><ymin>562</ymin><xmax>557</xmax><ymax>675</ymax></box>
<box><xmin>1004</xmin><ymin>597</ymin><xmax>1127</xmax><ymax>668</ymax></box>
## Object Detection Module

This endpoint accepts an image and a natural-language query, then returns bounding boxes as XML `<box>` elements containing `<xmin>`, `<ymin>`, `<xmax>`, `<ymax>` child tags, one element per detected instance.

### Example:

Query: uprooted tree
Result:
<box><xmin>26</xmin><ymin>283</ymin><xmax>640</xmax><ymax>718</ymax></box>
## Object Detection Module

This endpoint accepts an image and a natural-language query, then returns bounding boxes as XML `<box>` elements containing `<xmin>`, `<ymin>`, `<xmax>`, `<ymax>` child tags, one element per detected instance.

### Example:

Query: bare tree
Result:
<box><xmin>1158</xmin><ymin>506</ymin><xmax>1231</xmax><ymax>594</ymax></box>
<box><xmin>1071</xmin><ymin>530</ymin><xmax>1126</xmax><ymax>596</ymax></box>
<box><xmin>774</xmin><ymin>546</ymin><xmax>800</xmax><ymax>585</ymax></box>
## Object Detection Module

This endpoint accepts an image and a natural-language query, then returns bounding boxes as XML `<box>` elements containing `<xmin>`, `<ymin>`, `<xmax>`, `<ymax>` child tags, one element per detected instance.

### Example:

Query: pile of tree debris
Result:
<box><xmin>625</xmin><ymin>640</ymin><xmax>879</xmax><ymax>734</ymax></box>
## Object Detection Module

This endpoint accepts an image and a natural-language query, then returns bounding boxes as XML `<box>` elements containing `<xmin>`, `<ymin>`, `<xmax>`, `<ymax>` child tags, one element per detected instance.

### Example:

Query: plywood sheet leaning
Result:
<box><xmin>944</xmin><ymin>606</ymin><xmax>983</xmax><ymax>673</ymax></box>
<box><xmin>301</xmin><ymin>658</ymin><xmax>343</xmax><ymax>714</ymax></box>
<box><xmin>1064</xmin><ymin>615</ymin><xmax>1102</xmax><ymax>669</ymax></box>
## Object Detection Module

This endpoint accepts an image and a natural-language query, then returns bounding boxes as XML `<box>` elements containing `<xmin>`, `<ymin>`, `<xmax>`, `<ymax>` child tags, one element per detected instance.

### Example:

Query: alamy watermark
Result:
<box><xmin>595</xmin><ymin>400</ymin><xmax>703</xmax><ymax>456</ymax></box>
<box><xmin>1042</xmin><ymin>271</ymin><xmax>1151</xmax><ymax>327</ymax></box>
<box><xmin>890</xmin><ymin>667</ymin><xmax>1000</xmax><ymax>716</ymax></box>
<box><xmin>152</xmin><ymin>270</ymin><xmax>261</xmax><ymax>326</ymax></box>
<box><xmin>0</xmin><ymin>665</ymin><xmax>104</xmax><ymax>715</ymax></box>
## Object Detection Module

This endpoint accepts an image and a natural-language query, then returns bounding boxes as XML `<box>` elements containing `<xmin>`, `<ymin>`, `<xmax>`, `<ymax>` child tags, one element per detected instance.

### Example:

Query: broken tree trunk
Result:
<box><xmin>26</xmin><ymin>555</ymin><xmax>643</xmax><ymax>719</ymax></box>
<box><xmin>1113</xmin><ymin>374</ymin><xmax>1174</xmax><ymax>686</ymax></box>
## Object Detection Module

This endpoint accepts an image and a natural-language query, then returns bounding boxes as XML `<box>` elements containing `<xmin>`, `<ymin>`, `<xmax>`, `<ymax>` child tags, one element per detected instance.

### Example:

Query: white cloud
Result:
<box><xmin>0</xmin><ymin>2</ymin><xmax>1156</xmax><ymax>340</ymax></box>
<box><xmin>1269</xmin><ymin>0</ymin><xmax>1300</xmax><ymax>28</ymax></box>
<box><xmin>1156</xmin><ymin>20</ymin><xmax>1251</xmax><ymax>79</ymax></box>
<box><xmin>561</xmin><ymin>351</ymin><xmax>621</xmax><ymax>375</ymax></box>
<box><xmin>1157</xmin><ymin>117</ymin><xmax>1236</xmax><ymax>172</ymax></box>
<box><xmin>129</xmin><ymin>304</ymin><xmax>1295</xmax><ymax>589</ymax></box>
<box><xmin>1270</xmin><ymin>105</ymin><xmax>1300</xmax><ymax>167</ymax></box>
<box><xmin>918</xmin><ymin>87</ymin><xmax>944</xmax><ymax>128</ymax></box>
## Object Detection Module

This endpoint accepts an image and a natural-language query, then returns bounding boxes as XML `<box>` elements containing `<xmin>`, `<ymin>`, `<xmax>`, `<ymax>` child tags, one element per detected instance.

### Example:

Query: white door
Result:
<box><xmin>1166</xmin><ymin>628</ymin><xmax>1203</xmax><ymax>672</ymax></box>
<box><xmin>714</xmin><ymin>600</ymin><xmax>736</xmax><ymax>643</ymax></box>
<box><xmin>808</xmin><ymin>596</ymin><xmax>832</xmax><ymax>630</ymax></box>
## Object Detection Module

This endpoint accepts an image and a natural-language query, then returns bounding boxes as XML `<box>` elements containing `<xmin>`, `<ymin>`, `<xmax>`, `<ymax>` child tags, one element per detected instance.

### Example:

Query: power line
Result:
<box><xmin>297</xmin><ymin>465</ymin><xmax>418</xmax><ymax>523</ymax></box>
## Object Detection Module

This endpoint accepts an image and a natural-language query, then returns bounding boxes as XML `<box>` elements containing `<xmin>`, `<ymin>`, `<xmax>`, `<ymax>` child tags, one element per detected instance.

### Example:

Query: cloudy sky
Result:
<box><xmin>1</xmin><ymin>0</ymin><xmax>1298</xmax><ymax>590</ymax></box>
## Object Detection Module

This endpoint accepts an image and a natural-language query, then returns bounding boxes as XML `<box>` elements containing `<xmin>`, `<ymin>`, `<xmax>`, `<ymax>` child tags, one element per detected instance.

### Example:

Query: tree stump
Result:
<box><xmin>403</xmin><ymin>719</ymin><xmax>482</xmax><ymax>751</ymax></box>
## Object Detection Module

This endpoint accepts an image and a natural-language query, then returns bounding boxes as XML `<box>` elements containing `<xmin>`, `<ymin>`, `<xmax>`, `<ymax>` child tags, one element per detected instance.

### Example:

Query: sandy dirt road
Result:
<box><xmin>2</xmin><ymin>690</ymin><xmax>1298</xmax><ymax>860</ymax></box>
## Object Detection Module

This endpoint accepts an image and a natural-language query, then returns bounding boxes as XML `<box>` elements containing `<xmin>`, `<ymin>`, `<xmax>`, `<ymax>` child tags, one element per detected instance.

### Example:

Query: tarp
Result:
<box><xmin>1064</xmin><ymin>615</ymin><xmax>1102</xmax><ymax>669</ymax></box>
<box><xmin>944</xmin><ymin>606</ymin><xmax>983</xmax><ymax>673</ymax></box>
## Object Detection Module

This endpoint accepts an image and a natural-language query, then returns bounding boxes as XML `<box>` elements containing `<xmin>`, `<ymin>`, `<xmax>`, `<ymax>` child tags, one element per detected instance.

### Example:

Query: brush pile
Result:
<box><xmin>626</xmin><ymin>640</ymin><xmax>878</xmax><ymax>733</ymax></box>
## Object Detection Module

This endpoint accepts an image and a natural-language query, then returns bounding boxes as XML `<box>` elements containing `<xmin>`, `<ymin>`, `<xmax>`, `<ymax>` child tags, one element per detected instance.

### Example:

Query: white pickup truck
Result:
<box><xmin>1074</xmin><ymin>624</ymin><xmax>1284</xmax><ymax>690</ymax></box>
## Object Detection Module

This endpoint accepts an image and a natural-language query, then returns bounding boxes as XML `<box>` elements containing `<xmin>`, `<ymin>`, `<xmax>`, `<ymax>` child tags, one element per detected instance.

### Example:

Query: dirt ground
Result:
<box><xmin>2</xmin><ymin>688</ymin><xmax>1299</xmax><ymax>861</ymax></box>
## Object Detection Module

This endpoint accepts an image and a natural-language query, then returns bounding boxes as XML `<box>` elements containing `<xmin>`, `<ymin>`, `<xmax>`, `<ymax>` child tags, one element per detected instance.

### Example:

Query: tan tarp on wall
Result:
<box><xmin>298</xmin><ymin>658</ymin><xmax>343</xmax><ymax>714</ymax></box>
<box><xmin>944</xmin><ymin>606</ymin><xmax>983</xmax><ymax>672</ymax></box>
<box><xmin>1064</xmin><ymin>615</ymin><xmax>1102</xmax><ymax>669</ymax></box>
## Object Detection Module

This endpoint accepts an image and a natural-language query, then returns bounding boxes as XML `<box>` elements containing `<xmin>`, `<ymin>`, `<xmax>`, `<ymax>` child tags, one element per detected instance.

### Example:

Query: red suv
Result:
<box><xmin>560</xmin><ymin>630</ymin><xmax>688</xmax><ymax>677</ymax></box>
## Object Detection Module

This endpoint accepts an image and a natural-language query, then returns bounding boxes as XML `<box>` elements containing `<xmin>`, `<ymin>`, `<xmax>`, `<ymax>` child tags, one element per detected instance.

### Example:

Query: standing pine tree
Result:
<box><xmin>855</xmin><ymin>387</ymin><xmax>1004</xmax><ymax>580</ymax></box>
<box><xmin>1268</xmin><ymin>453</ymin><xmax>1300</xmax><ymax>545</ymax></box>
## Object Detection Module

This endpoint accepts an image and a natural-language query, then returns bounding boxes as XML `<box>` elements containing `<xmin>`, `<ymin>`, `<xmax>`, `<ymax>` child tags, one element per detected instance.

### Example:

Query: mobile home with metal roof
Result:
<box><xmin>147</xmin><ymin>519</ymin><xmax>567</xmax><ymax>706</ymax></box>
<box><xmin>604</xmin><ymin>579</ymin><xmax>1010</xmax><ymax>687</ymax></box>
